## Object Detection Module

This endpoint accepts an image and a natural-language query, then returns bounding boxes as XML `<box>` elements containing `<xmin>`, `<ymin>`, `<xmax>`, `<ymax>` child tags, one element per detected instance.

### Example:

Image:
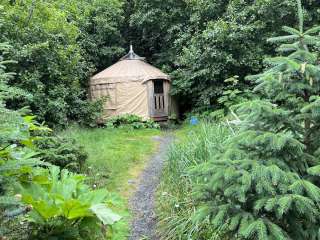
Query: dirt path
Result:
<box><xmin>129</xmin><ymin>135</ymin><xmax>173</xmax><ymax>240</ymax></box>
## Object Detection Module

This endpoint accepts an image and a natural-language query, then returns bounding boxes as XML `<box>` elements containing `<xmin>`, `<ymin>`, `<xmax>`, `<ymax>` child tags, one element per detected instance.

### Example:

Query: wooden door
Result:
<box><xmin>153</xmin><ymin>80</ymin><xmax>167</xmax><ymax>118</ymax></box>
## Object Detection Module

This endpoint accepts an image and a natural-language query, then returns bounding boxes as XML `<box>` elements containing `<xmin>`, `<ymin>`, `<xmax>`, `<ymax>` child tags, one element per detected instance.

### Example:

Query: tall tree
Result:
<box><xmin>127</xmin><ymin>0</ymin><xmax>320</xmax><ymax>112</ymax></box>
<box><xmin>0</xmin><ymin>0</ymin><xmax>124</xmax><ymax>127</ymax></box>
<box><xmin>194</xmin><ymin>1</ymin><xmax>320</xmax><ymax>239</ymax></box>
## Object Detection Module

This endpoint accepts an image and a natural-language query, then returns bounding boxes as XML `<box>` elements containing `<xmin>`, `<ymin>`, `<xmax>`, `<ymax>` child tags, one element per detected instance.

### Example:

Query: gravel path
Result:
<box><xmin>129</xmin><ymin>135</ymin><xmax>173</xmax><ymax>240</ymax></box>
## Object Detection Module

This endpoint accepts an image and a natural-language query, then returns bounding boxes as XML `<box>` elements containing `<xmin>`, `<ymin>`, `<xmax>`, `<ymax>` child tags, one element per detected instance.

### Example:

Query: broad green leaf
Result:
<box><xmin>63</xmin><ymin>199</ymin><xmax>91</xmax><ymax>219</ymax></box>
<box><xmin>32</xmin><ymin>200</ymin><xmax>60</xmax><ymax>220</ymax></box>
<box><xmin>90</xmin><ymin>204</ymin><xmax>121</xmax><ymax>225</ymax></box>
<box><xmin>79</xmin><ymin>189</ymin><xmax>108</xmax><ymax>205</ymax></box>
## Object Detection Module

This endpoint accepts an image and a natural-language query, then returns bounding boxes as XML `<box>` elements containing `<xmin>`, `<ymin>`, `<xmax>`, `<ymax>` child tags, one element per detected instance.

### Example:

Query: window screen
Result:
<box><xmin>154</xmin><ymin>80</ymin><xmax>164</xmax><ymax>94</ymax></box>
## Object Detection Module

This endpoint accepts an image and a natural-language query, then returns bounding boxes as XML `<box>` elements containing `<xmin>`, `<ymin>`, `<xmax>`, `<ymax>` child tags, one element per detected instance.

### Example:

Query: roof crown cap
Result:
<box><xmin>120</xmin><ymin>45</ymin><xmax>145</xmax><ymax>61</ymax></box>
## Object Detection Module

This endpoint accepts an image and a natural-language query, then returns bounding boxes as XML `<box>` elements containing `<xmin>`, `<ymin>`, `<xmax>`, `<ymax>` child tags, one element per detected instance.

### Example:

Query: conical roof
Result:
<box><xmin>91</xmin><ymin>46</ymin><xmax>170</xmax><ymax>85</ymax></box>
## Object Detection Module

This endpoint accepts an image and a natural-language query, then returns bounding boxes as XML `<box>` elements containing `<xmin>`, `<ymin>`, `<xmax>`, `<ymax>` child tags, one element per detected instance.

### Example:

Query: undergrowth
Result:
<box><xmin>104</xmin><ymin>114</ymin><xmax>160</xmax><ymax>129</ymax></box>
<box><xmin>157</xmin><ymin>122</ymin><xmax>233</xmax><ymax>239</ymax></box>
<box><xmin>61</xmin><ymin>125</ymin><xmax>161</xmax><ymax>239</ymax></box>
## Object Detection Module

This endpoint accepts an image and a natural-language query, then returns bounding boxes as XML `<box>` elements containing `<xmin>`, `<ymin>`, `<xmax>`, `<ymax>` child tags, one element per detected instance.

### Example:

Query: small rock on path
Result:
<box><xmin>129</xmin><ymin>135</ymin><xmax>173</xmax><ymax>240</ymax></box>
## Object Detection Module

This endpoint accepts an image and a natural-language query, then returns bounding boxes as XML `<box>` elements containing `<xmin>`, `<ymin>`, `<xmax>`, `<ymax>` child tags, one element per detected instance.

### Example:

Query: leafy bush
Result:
<box><xmin>0</xmin><ymin>1</ymin><xmax>124</xmax><ymax>127</ymax></box>
<box><xmin>17</xmin><ymin>166</ymin><xmax>121</xmax><ymax>240</ymax></box>
<box><xmin>35</xmin><ymin>135</ymin><xmax>87</xmax><ymax>172</ymax></box>
<box><xmin>0</xmin><ymin>42</ymin><xmax>120</xmax><ymax>240</ymax></box>
<box><xmin>105</xmin><ymin>114</ymin><xmax>160</xmax><ymax>129</ymax></box>
<box><xmin>0</xmin><ymin>104</ymin><xmax>49</xmax><ymax>239</ymax></box>
<box><xmin>185</xmin><ymin>77</ymin><xmax>256</xmax><ymax>123</ymax></box>
<box><xmin>0</xmin><ymin>40</ymin><xmax>44</xmax><ymax>239</ymax></box>
<box><xmin>68</xmin><ymin>96</ymin><xmax>105</xmax><ymax>128</ymax></box>
<box><xmin>129</xmin><ymin>0</ymin><xmax>320</xmax><ymax>112</ymax></box>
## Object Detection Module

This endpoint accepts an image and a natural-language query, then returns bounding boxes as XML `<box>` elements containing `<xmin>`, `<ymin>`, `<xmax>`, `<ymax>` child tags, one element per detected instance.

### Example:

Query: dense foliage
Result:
<box><xmin>19</xmin><ymin>166</ymin><xmax>121</xmax><ymax>240</ymax></box>
<box><xmin>159</xmin><ymin>1</ymin><xmax>320</xmax><ymax>239</ymax></box>
<box><xmin>3</xmin><ymin>0</ymin><xmax>320</xmax><ymax>123</ymax></box>
<box><xmin>104</xmin><ymin>114</ymin><xmax>160</xmax><ymax>129</ymax></box>
<box><xmin>128</xmin><ymin>0</ymin><xmax>320</xmax><ymax>111</ymax></box>
<box><xmin>35</xmin><ymin>135</ymin><xmax>87</xmax><ymax>172</ymax></box>
<box><xmin>0</xmin><ymin>0</ymin><xmax>124</xmax><ymax>127</ymax></box>
<box><xmin>0</xmin><ymin>43</ymin><xmax>121</xmax><ymax>239</ymax></box>
<box><xmin>3</xmin><ymin>0</ymin><xmax>320</xmax><ymax>239</ymax></box>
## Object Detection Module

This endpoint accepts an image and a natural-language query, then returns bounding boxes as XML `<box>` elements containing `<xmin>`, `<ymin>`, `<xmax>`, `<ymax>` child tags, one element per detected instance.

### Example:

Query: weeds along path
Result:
<box><xmin>129</xmin><ymin>135</ymin><xmax>173</xmax><ymax>240</ymax></box>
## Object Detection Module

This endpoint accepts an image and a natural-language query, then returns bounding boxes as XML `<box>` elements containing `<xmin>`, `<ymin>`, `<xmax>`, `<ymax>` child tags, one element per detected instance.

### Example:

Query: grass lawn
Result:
<box><xmin>60</xmin><ymin>126</ymin><xmax>161</xmax><ymax>239</ymax></box>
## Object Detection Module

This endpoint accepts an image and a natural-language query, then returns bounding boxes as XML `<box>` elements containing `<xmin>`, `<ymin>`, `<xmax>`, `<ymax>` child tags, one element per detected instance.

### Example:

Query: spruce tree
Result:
<box><xmin>193</xmin><ymin>1</ymin><xmax>320</xmax><ymax>239</ymax></box>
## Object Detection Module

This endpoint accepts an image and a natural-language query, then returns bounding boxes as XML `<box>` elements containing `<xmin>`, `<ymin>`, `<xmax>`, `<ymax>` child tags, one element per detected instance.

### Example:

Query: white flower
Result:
<box><xmin>15</xmin><ymin>194</ymin><xmax>22</xmax><ymax>200</ymax></box>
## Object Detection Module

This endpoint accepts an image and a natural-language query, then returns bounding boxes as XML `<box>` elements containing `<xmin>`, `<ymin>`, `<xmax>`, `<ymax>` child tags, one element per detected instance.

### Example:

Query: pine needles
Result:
<box><xmin>191</xmin><ymin>0</ymin><xmax>320</xmax><ymax>239</ymax></box>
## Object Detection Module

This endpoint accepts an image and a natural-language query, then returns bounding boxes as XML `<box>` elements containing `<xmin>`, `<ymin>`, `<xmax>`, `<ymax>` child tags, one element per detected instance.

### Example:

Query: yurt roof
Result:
<box><xmin>91</xmin><ymin>46</ymin><xmax>170</xmax><ymax>85</ymax></box>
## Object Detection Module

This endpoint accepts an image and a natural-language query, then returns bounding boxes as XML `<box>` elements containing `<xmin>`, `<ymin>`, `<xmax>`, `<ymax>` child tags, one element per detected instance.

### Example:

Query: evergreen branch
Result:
<box><xmin>267</xmin><ymin>35</ymin><xmax>299</xmax><ymax>43</ymax></box>
<box><xmin>265</xmin><ymin>219</ymin><xmax>289</xmax><ymax>240</ymax></box>
<box><xmin>265</xmin><ymin>57</ymin><xmax>300</xmax><ymax>71</ymax></box>
<box><xmin>241</xmin><ymin>218</ymin><xmax>267</xmax><ymax>240</ymax></box>
<box><xmin>288</xmin><ymin>50</ymin><xmax>317</xmax><ymax>63</ymax></box>
<box><xmin>305</xmin><ymin>26</ymin><xmax>320</xmax><ymax>35</ymax></box>
<box><xmin>282</xmin><ymin>26</ymin><xmax>301</xmax><ymax>36</ymax></box>
<box><xmin>0</xmin><ymin>196</ymin><xmax>19</xmax><ymax>206</ymax></box>
<box><xmin>307</xmin><ymin>165</ymin><xmax>320</xmax><ymax>176</ymax></box>
<box><xmin>297</xmin><ymin>0</ymin><xmax>303</xmax><ymax>33</ymax></box>
<box><xmin>303</xmin><ymin>35</ymin><xmax>320</xmax><ymax>46</ymax></box>
<box><xmin>276</xmin><ymin>43</ymin><xmax>299</xmax><ymax>53</ymax></box>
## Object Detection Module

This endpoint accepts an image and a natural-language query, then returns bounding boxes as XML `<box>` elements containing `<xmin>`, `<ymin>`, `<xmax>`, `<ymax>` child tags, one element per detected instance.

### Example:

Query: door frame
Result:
<box><xmin>146</xmin><ymin>79</ymin><xmax>169</xmax><ymax>119</ymax></box>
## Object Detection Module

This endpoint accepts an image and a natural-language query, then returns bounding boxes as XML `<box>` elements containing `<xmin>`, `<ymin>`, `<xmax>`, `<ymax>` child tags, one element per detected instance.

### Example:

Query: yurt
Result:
<box><xmin>90</xmin><ymin>46</ymin><xmax>177</xmax><ymax>121</ymax></box>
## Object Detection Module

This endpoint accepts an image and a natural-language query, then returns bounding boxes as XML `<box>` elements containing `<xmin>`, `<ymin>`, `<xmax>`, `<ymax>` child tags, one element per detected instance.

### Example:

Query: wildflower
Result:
<box><xmin>14</xmin><ymin>194</ymin><xmax>22</xmax><ymax>200</ymax></box>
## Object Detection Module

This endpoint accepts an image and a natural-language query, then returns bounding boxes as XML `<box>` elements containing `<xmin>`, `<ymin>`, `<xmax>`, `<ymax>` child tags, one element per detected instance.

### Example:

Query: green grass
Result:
<box><xmin>174</xmin><ymin>123</ymin><xmax>200</xmax><ymax>142</ymax></box>
<box><xmin>62</xmin><ymin>126</ymin><xmax>161</xmax><ymax>191</ymax></box>
<box><xmin>60</xmin><ymin>126</ymin><xmax>161</xmax><ymax>239</ymax></box>
<box><xmin>157</xmin><ymin>122</ymin><xmax>232</xmax><ymax>239</ymax></box>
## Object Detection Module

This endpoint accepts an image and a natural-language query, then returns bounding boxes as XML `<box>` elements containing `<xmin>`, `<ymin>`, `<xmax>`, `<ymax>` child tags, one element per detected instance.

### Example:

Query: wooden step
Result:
<box><xmin>152</xmin><ymin>115</ymin><xmax>168</xmax><ymax>122</ymax></box>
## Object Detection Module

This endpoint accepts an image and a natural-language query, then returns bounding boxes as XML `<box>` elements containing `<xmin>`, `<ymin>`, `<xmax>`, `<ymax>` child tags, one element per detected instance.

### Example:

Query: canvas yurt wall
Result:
<box><xmin>89</xmin><ymin>47</ymin><xmax>176</xmax><ymax>121</ymax></box>
<box><xmin>90</xmin><ymin>79</ymin><xmax>149</xmax><ymax>119</ymax></box>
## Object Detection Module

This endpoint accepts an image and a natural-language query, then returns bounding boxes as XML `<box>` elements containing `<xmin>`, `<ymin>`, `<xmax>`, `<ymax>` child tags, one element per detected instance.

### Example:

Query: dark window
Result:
<box><xmin>154</xmin><ymin>80</ymin><xmax>164</xmax><ymax>94</ymax></box>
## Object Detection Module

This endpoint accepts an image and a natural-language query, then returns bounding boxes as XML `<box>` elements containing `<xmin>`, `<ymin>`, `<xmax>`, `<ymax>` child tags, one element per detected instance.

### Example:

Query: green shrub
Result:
<box><xmin>68</xmin><ymin>97</ymin><xmax>105</xmax><ymax>128</ymax></box>
<box><xmin>0</xmin><ymin>41</ymin><xmax>45</xmax><ymax>239</ymax></box>
<box><xmin>0</xmin><ymin>104</ymin><xmax>49</xmax><ymax>239</ymax></box>
<box><xmin>159</xmin><ymin>3</ymin><xmax>320</xmax><ymax>239</ymax></box>
<box><xmin>17</xmin><ymin>166</ymin><xmax>121</xmax><ymax>240</ymax></box>
<box><xmin>104</xmin><ymin>114</ymin><xmax>160</xmax><ymax>129</ymax></box>
<box><xmin>1</xmin><ymin>1</ymin><xmax>124</xmax><ymax>127</ymax></box>
<box><xmin>35</xmin><ymin>135</ymin><xmax>87</xmax><ymax>172</ymax></box>
<box><xmin>107</xmin><ymin>114</ymin><xmax>143</xmax><ymax>126</ymax></box>
<box><xmin>0</xmin><ymin>43</ymin><xmax>119</xmax><ymax>240</ymax></box>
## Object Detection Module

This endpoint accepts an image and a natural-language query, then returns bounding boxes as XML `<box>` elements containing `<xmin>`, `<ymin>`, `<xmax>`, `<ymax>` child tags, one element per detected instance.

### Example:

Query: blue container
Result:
<box><xmin>190</xmin><ymin>116</ymin><xmax>199</xmax><ymax>126</ymax></box>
